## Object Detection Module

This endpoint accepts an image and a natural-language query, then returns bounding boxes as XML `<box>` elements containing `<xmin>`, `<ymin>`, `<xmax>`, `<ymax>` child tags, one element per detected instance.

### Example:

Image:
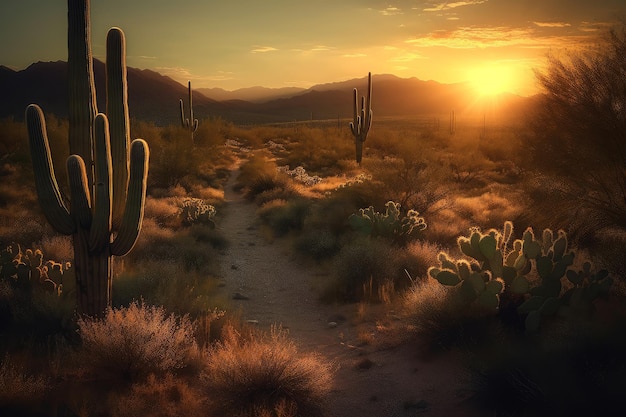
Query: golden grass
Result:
<box><xmin>201</xmin><ymin>325</ymin><xmax>333</xmax><ymax>417</ymax></box>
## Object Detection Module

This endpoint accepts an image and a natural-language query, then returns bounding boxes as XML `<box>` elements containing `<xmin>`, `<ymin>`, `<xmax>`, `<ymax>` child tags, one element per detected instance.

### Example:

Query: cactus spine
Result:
<box><xmin>25</xmin><ymin>0</ymin><xmax>149</xmax><ymax>317</ymax></box>
<box><xmin>349</xmin><ymin>72</ymin><xmax>373</xmax><ymax>165</ymax></box>
<box><xmin>180</xmin><ymin>80</ymin><xmax>199</xmax><ymax>142</ymax></box>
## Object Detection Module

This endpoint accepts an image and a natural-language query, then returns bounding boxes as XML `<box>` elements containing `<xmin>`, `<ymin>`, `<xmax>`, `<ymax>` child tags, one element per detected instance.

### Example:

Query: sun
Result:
<box><xmin>467</xmin><ymin>64</ymin><xmax>519</xmax><ymax>97</ymax></box>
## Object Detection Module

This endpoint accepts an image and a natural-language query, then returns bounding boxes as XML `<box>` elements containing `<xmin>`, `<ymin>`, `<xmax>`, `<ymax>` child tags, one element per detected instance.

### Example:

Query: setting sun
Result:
<box><xmin>467</xmin><ymin>64</ymin><xmax>521</xmax><ymax>97</ymax></box>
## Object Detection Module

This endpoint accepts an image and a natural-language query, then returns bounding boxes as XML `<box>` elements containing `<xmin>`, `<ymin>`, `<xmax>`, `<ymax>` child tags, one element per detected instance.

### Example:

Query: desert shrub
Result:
<box><xmin>294</xmin><ymin>228</ymin><xmax>341</xmax><ymax>261</ymax></box>
<box><xmin>0</xmin><ymin>355</ymin><xmax>50</xmax><ymax>414</ymax></box>
<box><xmin>113</xmin><ymin>257</ymin><xmax>222</xmax><ymax>317</ymax></box>
<box><xmin>77</xmin><ymin>302</ymin><xmax>198</xmax><ymax>382</ymax></box>
<box><xmin>279</xmin><ymin>127</ymin><xmax>353</xmax><ymax>175</ymax></box>
<box><xmin>201</xmin><ymin>325</ymin><xmax>333</xmax><ymax>417</ymax></box>
<box><xmin>403</xmin><ymin>278</ymin><xmax>501</xmax><ymax>350</ymax></box>
<box><xmin>365</xmin><ymin>155</ymin><xmax>448</xmax><ymax>215</ymax></box>
<box><xmin>109</xmin><ymin>373</ymin><xmax>206</xmax><ymax>417</ymax></box>
<box><xmin>348</xmin><ymin>201</ymin><xmax>426</xmax><ymax>246</ymax></box>
<box><xmin>468</xmin><ymin>320</ymin><xmax>626</xmax><ymax>417</ymax></box>
<box><xmin>236</xmin><ymin>153</ymin><xmax>292</xmax><ymax>200</ymax></box>
<box><xmin>326</xmin><ymin>238</ymin><xmax>396</xmax><ymax>302</ymax></box>
<box><xmin>526</xmin><ymin>24</ymin><xmax>626</xmax><ymax>232</ymax></box>
<box><xmin>257</xmin><ymin>198</ymin><xmax>311</xmax><ymax>237</ymax></box>
<box><xmin>128</xmin><ymin>222</ymin><xmax>219</xmax><ymax>275</ymax></box>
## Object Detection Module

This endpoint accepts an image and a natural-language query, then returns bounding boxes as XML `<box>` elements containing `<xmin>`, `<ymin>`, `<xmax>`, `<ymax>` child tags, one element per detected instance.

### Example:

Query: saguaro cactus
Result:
<box><xmin>180</xmin><ymin>80</ymin><xmax>199</xmax><ymax>142</ymax></box>
<box><xmin>349</xmin><ymin>72</ymin><xmax>373</xmax><ymax>165</ymax></box>
<box><xmin>25</xmin><ymin>0</ymin><xmax>149</xmax><ymax>317</ymax></box>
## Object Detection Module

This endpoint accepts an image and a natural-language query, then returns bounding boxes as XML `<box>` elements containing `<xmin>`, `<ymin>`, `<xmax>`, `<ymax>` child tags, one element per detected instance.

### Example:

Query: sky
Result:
<box><xmin>1</xmin><ymin>0</ymin><xmax>624</xmax><ymax>96</ymax></box>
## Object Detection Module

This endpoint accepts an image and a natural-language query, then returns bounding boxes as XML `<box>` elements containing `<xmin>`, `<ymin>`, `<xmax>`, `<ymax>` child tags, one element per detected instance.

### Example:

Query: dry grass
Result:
<box><xmin>109</xmin><ymin>373</ymin><xmax>207</xmax><ymax>417</ymax></box>
<box><xmin>77</xmin><ymin>302</ymin><xmax>199</xmax><ymax>382</ymax></box>
<box><xmin>0</xmin><ymin>355</ymin><xmax>50</xmax><ymax>411</ymax></box>
<box><xmin>201</xmin><ymin>325</ymin><xmax>334</xmax><ymax>417</ymax></box>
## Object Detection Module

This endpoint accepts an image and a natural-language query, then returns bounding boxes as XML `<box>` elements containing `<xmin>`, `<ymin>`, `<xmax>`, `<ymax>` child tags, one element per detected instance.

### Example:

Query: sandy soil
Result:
<box><xmin>216</xmin><ymin>160</ymin><xmax>486</xmax><ymax>417</ymax></box>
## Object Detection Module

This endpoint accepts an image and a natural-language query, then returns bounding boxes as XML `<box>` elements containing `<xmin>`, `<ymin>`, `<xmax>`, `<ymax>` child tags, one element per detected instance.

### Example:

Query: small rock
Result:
<box><xmin>230</xmin><ymin>264</ymin><xmax>238</xmax><ymax>270</ymax></box>
<box><xmin>233</xmin><ymin>292</ymin><xmax>249</xmax><ymax>300</ymax></box>
<box><xmin>327</xmin><ymin>321</ymin><xmax>338</xmax><ymax>328</ymax></box>
<box><xmin>403</xmin><ymin>399</ymin><xmax>429</xmax><ymax>411</ymax></box>
<box><xmin>356</xmin><ymin>358</ymin><xmax>374</xmax><ymax>370</ymax></box>
<box><xmin>246</xmin><ymin>320</ymin><xmax>259</xmax><ymax>325</ymax></box>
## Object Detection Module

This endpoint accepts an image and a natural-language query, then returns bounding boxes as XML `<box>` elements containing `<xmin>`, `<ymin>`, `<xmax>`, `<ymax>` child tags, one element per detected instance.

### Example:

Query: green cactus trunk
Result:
<box><xmin>73</xmin><ymin>232</ymin><xmax>111</xmax><ymax>315</ymax></box>
<box><xmin>180</xmin><ymin>80</ymin><xmax>199</xmax><ymax>142</ymax></box>
<box><xmin>349</xmin><ymin>72</ymin><xmax>373</xmax><ymax>165</ymax></box>
<box><xmin>26</xmin><ymin>0</ymin><xmax>149</xmax><ymax>317</ymax></box>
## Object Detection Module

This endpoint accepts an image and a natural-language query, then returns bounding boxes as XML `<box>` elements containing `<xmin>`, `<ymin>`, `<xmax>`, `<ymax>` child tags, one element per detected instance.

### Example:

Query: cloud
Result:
<box><xmin>251</xmin><ymin>46</ymin><xmax>278</xmax><ymax>53</ymax></box>
<box><xmin>423</xmin><ymin>1</ymin><xmax>488</xmax><ymax>12</ymax></box>
<box><xmin>343</xmin><ymin>53</ymin><xmax>367</xmax><ymax>58</ymax></box>
<box><xmin>405</xmin><ymin>26</ymin><xmax>537</xmax><ymax>49</ymax></box>
<box><xmin>533</xmin><ymin>21</ymin><xmax>571</xmax><ymax>28</ymax></box>
<box><xmin>156</xmin><ymin>66</ymin><xmax>192</xmax><ymax>79</ymax></box>
<box><xmin>389</xmin><ymin>52</ymin><xmax>427</xmax><ymax>62</ymax></box>
<box><xmin>380</xmin><ymin>6</ymin><xmax>403</xmax><ymax>16</ymax></box>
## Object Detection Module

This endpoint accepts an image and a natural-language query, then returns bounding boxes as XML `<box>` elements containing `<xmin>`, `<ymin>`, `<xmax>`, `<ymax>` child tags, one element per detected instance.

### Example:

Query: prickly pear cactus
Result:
<box><xmin>428</xmin><ymin>221</ymin><xmax>613</xmax><ymax>333</ymax></box>
<box><xmin>349</xmin><ymin>201</ymin><xmax>426</xmax><ymax>246</ymax></box>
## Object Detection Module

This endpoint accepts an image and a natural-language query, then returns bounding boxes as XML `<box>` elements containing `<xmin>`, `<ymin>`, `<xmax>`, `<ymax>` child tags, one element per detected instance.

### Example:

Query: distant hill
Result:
<box><xmin>198</xmin><ymin>86</ymin><xmax>306</xmax><ymax>103</ymax></box>
<box><xmin>0</xmin><ymin>61</ymin><xmax>533</xmax><ymax>125</ymax></box>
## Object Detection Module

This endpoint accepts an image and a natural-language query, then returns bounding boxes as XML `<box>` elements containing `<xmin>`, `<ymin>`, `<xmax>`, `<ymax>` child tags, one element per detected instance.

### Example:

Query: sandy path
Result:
<box><xmin>216</xmin><ymin>160</ymin><xmax>485</xmax><ymax>417</ymax></box>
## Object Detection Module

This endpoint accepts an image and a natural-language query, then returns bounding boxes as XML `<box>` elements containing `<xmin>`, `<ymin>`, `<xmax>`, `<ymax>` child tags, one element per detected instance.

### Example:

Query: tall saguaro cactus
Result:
<box><xmin>180</xmin><ymin>80</ymin><xmax>199</xmax><ymax>142</ymax></box>
<box><xmin>349</xmin><ymin>72</ymin><xmax>373</xmax><ymax>165</ymax></box>
<box><xmin>25</xmin><ymin>0</ymin><xmax>149</xmax><ymax>317</ymax></box>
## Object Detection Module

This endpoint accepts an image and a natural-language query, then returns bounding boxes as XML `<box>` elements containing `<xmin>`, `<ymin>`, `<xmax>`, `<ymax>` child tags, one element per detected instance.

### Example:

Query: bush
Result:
<box><xmin>327</xmin><ymin>238</ymin><xmax>396</xmax><ymax>302</ymax></box>
<box><xmin>257</xmin><ymin>198</ymin><xmax>311</xmax><ymax>237</ymax></box>
<box><xmin>348</xmin><ymin>201</ymin><xmax>427</xmax><ymax>246</ymax></box>
<box><xmin>109</xmin><ymin>373</ymin><xmax>206</xmax><ymax>417</ymax></box>
<box><xmin>527</xmin><ymin>24</ymin><xmax>626</xmax><ymax>231</ymax></box>
<box><xmin>77</xmin><ymin>302</ymin><xmax>199</xmax><ymax>382</ymax></box>
<box><xmin>0</xmin><ymin>355</ymin><xmax>50</xmax><ymax>414</ymax></box>
<box><xmin>201</xmin><ymin>325</ymin><xmax>333</xmax><ymax>417</ymax></box>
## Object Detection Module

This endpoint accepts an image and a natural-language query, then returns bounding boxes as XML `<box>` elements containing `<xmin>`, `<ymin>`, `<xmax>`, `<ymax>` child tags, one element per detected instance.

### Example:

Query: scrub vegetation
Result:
<box><xmin>1</xmin><ymin>4</ymin><xmax>626</xmax><ymax>415</ymax></box>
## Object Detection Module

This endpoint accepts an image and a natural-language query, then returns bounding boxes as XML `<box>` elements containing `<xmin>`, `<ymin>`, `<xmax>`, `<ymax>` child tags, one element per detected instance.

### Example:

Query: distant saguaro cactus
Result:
<box><xmin>180</xmin><ymin>80</ymin><xmax>199</xmax><ymax>142</ymax></box>
<box><xmin>25</xmin><ymin>0</ymin><xmax>149</xmax><ymax>317</ymax></box>
<box><xmin>349</xmin><ymin>72</ymin><xmax>373</xmax><ymax>165</ymax></box>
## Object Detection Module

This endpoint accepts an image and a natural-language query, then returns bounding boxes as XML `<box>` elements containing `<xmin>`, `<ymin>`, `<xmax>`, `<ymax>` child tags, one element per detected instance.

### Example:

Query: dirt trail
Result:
<box><xmin>216</xmin><ymin>160</ymin><xmax>484</xmax><ymax>417</ymax></box>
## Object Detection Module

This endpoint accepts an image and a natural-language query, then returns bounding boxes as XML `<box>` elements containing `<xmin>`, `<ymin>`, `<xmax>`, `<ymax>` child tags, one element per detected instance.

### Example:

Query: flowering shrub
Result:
<box><xmin>178</xmin><ymin>197</ymin><xmax>216</xmax><ymax>226</ymax></box>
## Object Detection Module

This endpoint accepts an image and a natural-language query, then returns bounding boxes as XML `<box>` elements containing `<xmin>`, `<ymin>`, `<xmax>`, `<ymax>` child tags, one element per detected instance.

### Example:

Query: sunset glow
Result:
<box><xmin>0</xmin><ymin>1</ymin><xmax>624</xmax><ymax>94</ymax></box>
<box><xmin>467</xmin><ymin>64</ymin><xmax>523</xmax><ymax>97</ymax></box>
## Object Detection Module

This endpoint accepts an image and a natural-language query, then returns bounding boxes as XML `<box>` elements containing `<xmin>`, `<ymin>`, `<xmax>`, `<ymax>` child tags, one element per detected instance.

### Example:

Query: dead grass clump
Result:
<box><xmin>37</xmin><ymin>235</ymin><xmax>73</xmax><ymax>263</ymax></box>
<box><xmin>402</xmin><ymin>278</ymin><xmax>499</xmax><ymax>351</ymax></box>
<box><xmin>201</xmin><ymin>325</ymin><xmax>333</xmax><ymax>417</ymax></box>
<box><xmin>78</xmin><ymin>302</ymin><xmax>199</xmax><ymax>382</ymax></box>
<box><xmin>109</xmin><ymin>373</ymin><xmax>206</xmax><ymax>417</ymax></box>
<box><xmin>0</xmin><ymin>355</ymin><xmax>50</xmax><ymax>412</ymax></box>
<box><xmin>452</xmin><ymin>191</ymin><xmax>522</xmax><ymax>230</ymax></box>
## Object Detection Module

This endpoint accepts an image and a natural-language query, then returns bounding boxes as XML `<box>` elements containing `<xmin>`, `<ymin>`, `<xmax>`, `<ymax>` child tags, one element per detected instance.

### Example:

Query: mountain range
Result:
<box><xmin>0</xmin><ymin>61</ymin><xmax>532</xmax><ymax>125</ymax></box>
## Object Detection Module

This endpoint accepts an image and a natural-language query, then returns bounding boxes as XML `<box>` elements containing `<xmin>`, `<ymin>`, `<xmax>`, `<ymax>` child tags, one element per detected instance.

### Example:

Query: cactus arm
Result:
<box><xmin>25</xmin><ymin>104</ymin><xmax>75</xmax><ymax>235</ymax></box>
<box><xmin>350</xmin><ymin>88</ymin><xmax>359</xmax><ymax>136</ymax></box>
<box><xmin>67</xmin><ymin>0</ymin><xmax>97</xmax><ymax>178</ymax></box>
<box><xmin>193</xmin><ymin>118</ymin><xmax>199</xmax><ymax>133</ymax></box>
<box><xmin>106</xmin><ymin>27</ymin><xmax>130</xmax><ymax>229</ymax></box>
<box><xmin>110</xmin><ymin>139</ymin><xmax>149</xmax><ymax>256</ymax></box>
<box><xmin>363</xmin><ymin>72</ymin><xmax>372</xmax><ymax>137</ymax></box>
<box><xmin>188</xmin><ymin>80</ymin><xmax>193</xmax><ymax>123</ymax></box>
<box><xmin>180</xmin><ymin>99</ymin><xmax>188</xmax><ymax>128</ymax></box>
<box><xmin>89</xmin><ymin>114</ymin><xmax>113</xmax><ymax>253</ymax></box>
<box><xmin>66</xmin><ymin>155</ymin><xmax>92</xmax><ymax>229</ymax></box>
